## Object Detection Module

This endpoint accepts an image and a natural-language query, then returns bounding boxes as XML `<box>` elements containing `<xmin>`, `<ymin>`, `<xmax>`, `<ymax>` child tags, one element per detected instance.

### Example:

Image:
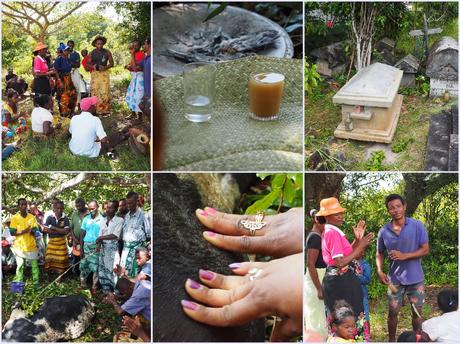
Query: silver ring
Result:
<box><xmin>239</xmin><ymin>212</ymin><xmax>266</xmax><ymax>236</ymax></box>
<box><xmin>247</xmin><ymin>268</ymin><xmax>263</xmax><ymax>281</ymax></box>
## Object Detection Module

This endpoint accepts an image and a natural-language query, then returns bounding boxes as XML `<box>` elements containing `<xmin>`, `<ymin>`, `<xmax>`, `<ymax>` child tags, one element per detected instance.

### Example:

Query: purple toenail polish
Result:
<box><xmin>181</xmin><ymin>300</ymin><xmax>198</xmax><ymax>310</ymax></box>
<box><xmin>188</xmin><ymin>279</ymin><xmax>201</xmax><ymax>290</ymax></box>
<box><xmin>199</xmin><ymin>269</ymin><xmax>214</xmax><ymax>280</ymax></box>
<box><xmin>229</xmin><ymin>263</ymin><xmax>241</xmax><ymax>270</ymax></box>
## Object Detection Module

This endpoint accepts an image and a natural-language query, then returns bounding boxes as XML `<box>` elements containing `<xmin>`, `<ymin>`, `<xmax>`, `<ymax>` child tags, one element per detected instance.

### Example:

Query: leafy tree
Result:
<box><xmin>101</xmin><ymin>2</ymin><xmax>151</xmax><ymax>43</ymax></box>
<box><xmin>2</xmin><ymin>2</ymin><xmax>86</xmax><ymax>42</ymax></box>
<box><xmin>2</xmin><ymin>173</ymin><xmax>150</xmax><ymax>216</ymax></box>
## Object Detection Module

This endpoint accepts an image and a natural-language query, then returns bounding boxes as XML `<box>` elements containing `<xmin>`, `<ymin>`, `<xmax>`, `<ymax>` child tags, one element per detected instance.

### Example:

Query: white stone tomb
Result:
<box><xmin>332</xmin><ymin>62</ymin><xmax>403</xmax><ymax>143</ymax></box>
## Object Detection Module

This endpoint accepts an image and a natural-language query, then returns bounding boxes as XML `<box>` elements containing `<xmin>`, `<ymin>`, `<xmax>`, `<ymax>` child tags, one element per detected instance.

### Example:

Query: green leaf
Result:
<box><xmin>245</xmin><ymin>189</ymin><xmax>281</xmax><ymax>214</ymax></box>
<box><xmin>203</xmin><ymin>3</ymin><xmax>228</xmax><ymax>23</ymax></box>
<box><xmin>284</xmin><ymin>178</ymin><xmax>296</xmax><ymax>205</ymax></box>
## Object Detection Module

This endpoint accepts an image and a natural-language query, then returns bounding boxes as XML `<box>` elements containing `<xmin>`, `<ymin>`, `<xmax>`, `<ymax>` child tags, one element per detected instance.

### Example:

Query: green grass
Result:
<box><xmin>2</xmin><ymin>271</ymin><xmax>120</xmax><ymax>342</ymax></box>
<box><xmin>305</xmin><ymin>85</ymin><xmax>456</xmax><ymax>171</ymax></box>
<box><xmin>2</xmin><ymin>82</ymin><xmax>150</xmax><ymax>171</ymax></box>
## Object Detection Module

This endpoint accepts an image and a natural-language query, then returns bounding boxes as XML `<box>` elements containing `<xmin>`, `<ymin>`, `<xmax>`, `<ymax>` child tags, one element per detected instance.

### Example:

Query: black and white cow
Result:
<box><xmin>2</xmin><ymin>295</ymin><xmax>95</xmax><ymax>342</ymax></box>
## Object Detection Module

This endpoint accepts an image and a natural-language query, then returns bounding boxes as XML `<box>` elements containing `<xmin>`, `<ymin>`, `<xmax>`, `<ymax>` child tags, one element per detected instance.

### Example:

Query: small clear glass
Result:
<box><xmin>248</xmin><ymin>72</ymin><xmax>285</xmax><ymax>121</ymax></box>
<box><xmin>183</xmin><ymin>62</ymin><xmax>216</xmax><ymax>122</ymax></box>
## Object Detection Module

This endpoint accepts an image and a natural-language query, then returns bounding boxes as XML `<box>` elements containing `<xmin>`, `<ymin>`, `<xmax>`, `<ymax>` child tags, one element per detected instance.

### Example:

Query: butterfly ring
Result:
<box><xmin>239</xmin><ymin>211</ymin><xmax>266</xmax><ymax>236</ymax></box>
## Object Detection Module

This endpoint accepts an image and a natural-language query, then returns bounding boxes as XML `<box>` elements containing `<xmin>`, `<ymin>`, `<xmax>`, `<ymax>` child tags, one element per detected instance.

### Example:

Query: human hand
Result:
<box><xmin>113</xmin><ymin>264</ymin><xmax>126</xmax><ymax>276</ymax></box>
<box><xmin>103</xmin><ymin>292</ymin><xmax>116</xmax><ymax>304</ymax></box>
<box><xmin>195</xmin><ymin>207</ymin><xmax>303</xmax><ymax>258</ymax></box>
<box><xmin>122</xmin><ymin>316</ymin><xmax>148</xmax><ymax>340</ymax></box>
<box><xmin>181</xmin><ymin>253</ymin><xmax>303</xmax><ymax>342</ymax></box>
<box><xmin>389</xmin><ymin>250</ymin><xmax>407</xmax><ymax>261</ymax></box>
<box><xmin>316</xmin><ymin>287</ymin><xmax>323</xmax><ymax>300</ymax></box>
<box><xmin>377</xmin><ymin>270</ymin><xmax>390</xmax><ymax>285</ymax></box>
<box><xmin>357</xmin><ymin>233</ymin><xmax>374</xmax><ymax>250</ymax></box>
<box><xmin>353</xmin><ymin>220</ymin><xmax>366</xmax><ymax>240</ymax></box>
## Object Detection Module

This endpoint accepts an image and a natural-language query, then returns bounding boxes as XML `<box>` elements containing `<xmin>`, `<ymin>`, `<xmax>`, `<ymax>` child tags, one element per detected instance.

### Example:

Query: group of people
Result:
<box><xmin>304</xmin><ymin>194</ymin><xmax>459</xmax><ymax>342</ymax></box>
<box><xmin>1</xmin><ymin>191</ymin><xmax>151</xmax><ymax>341</ymax></box>
<box><xmin>2</xmin><ymin>35</ymin><xmax>151</xmax><ymax>161</ymax></box>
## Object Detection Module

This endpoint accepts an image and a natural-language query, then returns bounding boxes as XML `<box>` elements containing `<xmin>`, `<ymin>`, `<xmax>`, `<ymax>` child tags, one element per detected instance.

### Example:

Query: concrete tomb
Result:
<box><xmin>394</xmin><ymin>54</ymin><xmax>420</xmax><ymax>87</ymax></box>
<box><xmin>426</xmin><ymin>37</ymin><xmax>458</xmax><ymax>97</ymax></box>
<box><xmin>332</xmin><ymin>62</ymin><xmax>403</xmax><ymax>144</ymax></box>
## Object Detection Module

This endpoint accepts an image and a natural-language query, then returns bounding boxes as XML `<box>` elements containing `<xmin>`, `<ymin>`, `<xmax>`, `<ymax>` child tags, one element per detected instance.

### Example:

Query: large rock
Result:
<box><xmin>375</xmin><ymin>38</ymin><xmax>396</xmax><ymax>65</ymax></box>
<box><xmin>310</xmin><ymin>41</ymin><xmax>349</xmax><ymax>77</ymax></box>
<box><xmin>153</xmin><ymin>173</ymin><xmax>265</xmax><ymax>342</ymax></box>
<box><xmin>2</xmin><ymin>295</ymin><xmax>95</xmax><ymax>342</ymax></box>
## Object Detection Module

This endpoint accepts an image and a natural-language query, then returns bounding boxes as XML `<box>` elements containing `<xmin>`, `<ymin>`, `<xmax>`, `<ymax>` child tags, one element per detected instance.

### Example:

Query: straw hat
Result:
<box><xmin>92</xmin><ymin>35</ymin><xmax>107</xmax><ymax>47</ymax></box>
<box><xmin>33</xmin><ymin>42</ymin><xmax>48</xmax><ymax>52</ymax></box>
<box><xmin>315</xmin><ymin>197</ymin><xmax>346</xmax><ymax>217</ymax></box>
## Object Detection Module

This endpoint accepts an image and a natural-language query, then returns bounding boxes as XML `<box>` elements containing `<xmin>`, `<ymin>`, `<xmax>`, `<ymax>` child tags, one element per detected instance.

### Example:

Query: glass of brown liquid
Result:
<box><xmin>248</xmin><ymin>72</ymin><xmax>285</xmax><ymax>121</ymax></box>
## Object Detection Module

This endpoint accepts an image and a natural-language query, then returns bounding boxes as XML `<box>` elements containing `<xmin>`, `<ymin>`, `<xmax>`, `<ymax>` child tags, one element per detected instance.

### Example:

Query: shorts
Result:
<box><xmin>387</xmin><ymin>281</ymin><xmax>425</xmax><ymax>310</ymax></box>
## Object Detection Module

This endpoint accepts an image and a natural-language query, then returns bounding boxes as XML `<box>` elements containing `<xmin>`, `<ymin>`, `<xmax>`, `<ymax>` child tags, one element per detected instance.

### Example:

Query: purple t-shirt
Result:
<box><xmin>377</xmin><ymin>217</ymin><xmax>428</xmax><ymax>285</ymax></box>
<box><xmin>138</xmin><ymin>55</ymin><xmax>151</xmax><ymax>97</ymax></box>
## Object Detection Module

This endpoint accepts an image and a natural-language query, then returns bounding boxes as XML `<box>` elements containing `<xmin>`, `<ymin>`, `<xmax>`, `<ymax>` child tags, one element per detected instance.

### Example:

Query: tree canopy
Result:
<box><xmin>2</xmin><ymin>173</ymin><xmax>150</xmax><ymax>216</ymax></box>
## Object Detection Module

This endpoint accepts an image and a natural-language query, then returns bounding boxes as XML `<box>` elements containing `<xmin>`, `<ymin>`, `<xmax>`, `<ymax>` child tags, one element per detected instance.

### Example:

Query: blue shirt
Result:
<box><xmin>359</xmin><ymin>258</ymin><xmax>371</xmax><ymax>322</ymax></box>
<box><xmin>377</xmin><ymin>217</ymin><xmax>428</xmax><ymax>285</ymax></box>
<box><xmin>53</xmin><ymin>56</ymin><xmax>72</xmax><ymax>73</ymax></box>
<box><xmin>68</xmin><ymin>51</ymin><xmax>80</xmax><ymax>66</ymax></box>
<box><xmin>81</xmin><ymin>213</ymin><xmax>104</xmax><ymax>243</ymax></box>
<box><xmin>138</xmin><ymin>55</ymin><xmax>151</xmax><ymax>97</ymax></box>
<box><xmin>121</xmin><ymin>280</ymin><xmax>151</xmax><ymax>320</ymax></box>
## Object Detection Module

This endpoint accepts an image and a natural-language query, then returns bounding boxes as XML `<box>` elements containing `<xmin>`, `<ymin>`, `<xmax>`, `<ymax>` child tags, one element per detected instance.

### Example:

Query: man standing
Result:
<box><xmin>80</xmin><ymin>200</ymin><xmax>104</xmax><ymax>294</ymax></box>
<box><xmin>70</xmin><ymin>198</ymin><xmax>88</xmax><ymax>275</ymax></box>
<box><xmin>67</xmin><ymin>40</ymin><xmax>86</xmax><ymax>106</ymax></box>
<box><xmin>376</xmin><ymin>194</ymin><xmax>429</xmax><ymax>342</ymax></box>
<box><xmin>119</xmin><ymin>192</ymin><xmax>150</xmax><ymax>277</ymax></box>
<box><xmin>9</xmin><ymin>198</ymin><xmax>40</xmax><ymax>287</ymax></box>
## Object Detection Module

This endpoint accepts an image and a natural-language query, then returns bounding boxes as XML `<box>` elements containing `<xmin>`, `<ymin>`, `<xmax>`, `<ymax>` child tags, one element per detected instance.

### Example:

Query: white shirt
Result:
<box><xmin>99</xmin><ymin>215</ymin><xmax>124</xmax><ymax>238</ymax></box>
<box><xmin>422</xmin><ymin>310</ymin><xmax>460</xmax><ymax>342</ymax></box>
<box><xmin>31</xmin><ymin>107</ymin><xmax>53</xmax><ymax>134</ymax></box>
<box><xmin>69</xmin><ymin>111</ymin><xmax>107</xmax><ymax>158</ymax></box>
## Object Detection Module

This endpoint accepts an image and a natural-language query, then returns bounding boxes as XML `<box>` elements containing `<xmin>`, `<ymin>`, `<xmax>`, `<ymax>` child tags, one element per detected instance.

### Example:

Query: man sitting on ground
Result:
<box><xmin>69</xmin><ymin>96</ymin><xmax>129</xmax><ymax>159</ymax></box>
<box><xmin>31</xmin><ymin>94</ymin><xmax>61</xmax><ymax>138</ymax></box>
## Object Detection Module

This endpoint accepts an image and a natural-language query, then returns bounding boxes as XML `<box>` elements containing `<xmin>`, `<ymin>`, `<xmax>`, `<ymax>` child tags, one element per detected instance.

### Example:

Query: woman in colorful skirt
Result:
<box><xmin>96</xmin><ymin>200</ymin><xmax>124</xmax><ymax>293</ymax></box>
<box><xmin>317</xmin><ymin>197</ymin><xmax>373</xmax><ymax>342</ymax></box>
<box><xmin>87</xmin><ymin>35</ymin><xmax>114</xmax><ymax>116</ymax></box>
<box><xmin>42</xmin><ymin>200</ymin><xmax>70</xmax><ymax>277</ymax></box>
<box><xmin>125</xmin><ymin>40</ymin><xmax>145</xmax><ymax>120</ymax></box>
<box><xmin>53</xmin><ymin>43</ymin><xmax>77</xmax><ymax>116</ymax></box>
<box><xmin>304</xmin><ymin>209</ymin><xmax>328</xmax><ymax>341</ymax></box>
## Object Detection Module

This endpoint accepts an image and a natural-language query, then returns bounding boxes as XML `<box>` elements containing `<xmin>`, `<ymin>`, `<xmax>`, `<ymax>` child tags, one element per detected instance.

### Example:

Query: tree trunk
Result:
<box><xmin>305</xmin><ymin>173</ymin><xmax>346</xmax><ymax>210</ymax></box>
<box><xmin>403</xmin><ymin>173</ymin><xmax>457</xmax><ymax>217</ymax></box>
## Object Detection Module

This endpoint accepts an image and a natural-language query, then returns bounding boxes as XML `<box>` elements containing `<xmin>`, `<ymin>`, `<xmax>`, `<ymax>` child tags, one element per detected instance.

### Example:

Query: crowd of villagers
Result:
<box><xmin>2</xmin><ymin>191</ymin><xmax>151</xmax><ymax>341</ymax></box>
<box><xmin>2</xmin><ymin>35</ymin><xmax>151</xmax><ymax>161</ymax></box>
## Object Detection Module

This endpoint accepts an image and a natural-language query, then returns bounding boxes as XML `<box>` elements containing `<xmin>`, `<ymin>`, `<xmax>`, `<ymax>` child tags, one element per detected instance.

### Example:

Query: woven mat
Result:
<box><xmin>155</xmin><ymin>56</ymin><xmax>303</xmax><ymax>171</ymax></box>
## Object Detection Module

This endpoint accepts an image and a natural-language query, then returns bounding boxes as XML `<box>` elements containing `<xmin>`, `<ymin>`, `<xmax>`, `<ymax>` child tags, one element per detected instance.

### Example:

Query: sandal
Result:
<box><xmin>106</xmin><ymin>151</ymin><xmax>118</xmax><ymax>161</ymax></box>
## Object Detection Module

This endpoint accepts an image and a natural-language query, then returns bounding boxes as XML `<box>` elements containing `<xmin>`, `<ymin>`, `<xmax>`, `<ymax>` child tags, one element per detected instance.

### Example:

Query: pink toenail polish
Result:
<box><xmin>181</xmin><ymin>300</ymin><xmax>198</xmax><ymax>310</ymax></box>
<box><xmin>199</xmin><ymin>269</ymin><xmax>214</xmax><ymax>281</ymax></box>
<box><xmin>205</xmin><ymin>207</ymin><xmax>217</xmax><ymax>215</ymax></box>
<box><xmin>229</xmin><ymin>263</ymin><xmax>241</xmax><ymax>270</ymax></box>
<box><xmin>203</xmin><ymin>231</ymin><xmax>217</xmax><ymax>237</ymax></box>
<box><xmin>198</xmin><ymin>209</ymin><xmax>208</xmax><ymax>216</ymax></box>
<box><xmin>187</xmin><ymin>278</ymin><xmax>201</xmax><ymax>290</ymax></box>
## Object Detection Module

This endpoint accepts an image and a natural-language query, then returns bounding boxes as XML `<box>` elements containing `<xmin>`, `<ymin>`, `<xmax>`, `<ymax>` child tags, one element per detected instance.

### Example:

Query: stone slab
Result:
<box><xmin>334</xmin><ymin>94</ymin><xmax>403</xmax><ymax>143</ymax></box>
<box><xmin>426</xmin><ymin>36</ymin><xmax>458</xmax><ymax>80</ymax></box>
<box><xmin>400</xmin><ymin>74</ymin><xmax>416</xmax><ymax>87</ymax></box>
<box><xmin>333</xmin><ymin>63</ymin><xmax>403</xmax><ymax>108</ymax></box>
<box><xmin>429</xmin><ymin>78</ymin><xmax>458</xmax><ymax>97</ymax></box>
<box><xmin>448</xmin><ymin>134</ymin><xmax>458</xmax><ymax>171</ymax></box>
<box><xmin>424</xmin><ymin>112</ymin><xmax>450</xmax><ymax>171</ymax></box>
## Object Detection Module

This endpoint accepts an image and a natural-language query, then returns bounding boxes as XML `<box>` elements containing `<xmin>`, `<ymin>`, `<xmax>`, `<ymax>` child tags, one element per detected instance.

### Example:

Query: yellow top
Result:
<box><xmin>10</xmin><ymin>212</ymin><xmax>39</xmax><ymax>253</ymax></box>
<box><xmin>327</xmin><ymin>336</ymin><xmax>356</xmax><ymax>343</ymax></box>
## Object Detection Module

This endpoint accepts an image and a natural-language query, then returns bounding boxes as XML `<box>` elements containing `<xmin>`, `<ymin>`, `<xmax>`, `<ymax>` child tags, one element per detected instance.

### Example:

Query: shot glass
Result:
<box><xmin>248</xmin><ymin>72</ymin><xmax>285</xmax><ymax>121</ymax></box>
<box><xmin>183</xmin><ymin>62</ymin><xmax>216</xmax><ymax>123</ymax></box>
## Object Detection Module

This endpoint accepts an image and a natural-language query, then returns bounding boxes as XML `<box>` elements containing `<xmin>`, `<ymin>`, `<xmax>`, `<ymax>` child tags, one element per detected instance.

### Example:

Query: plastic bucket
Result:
<box><xmin>10</xmin><ymin>281</ymin><xmax>25</xmax><ymax>294</ymax></box>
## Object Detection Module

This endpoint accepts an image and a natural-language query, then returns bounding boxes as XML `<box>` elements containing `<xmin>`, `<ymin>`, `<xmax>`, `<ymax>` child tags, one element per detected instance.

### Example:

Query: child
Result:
<box><xmin>2</xmin><ymin>89</ymin><xmax>28</xmax><ymax>137</ymax></box>
<box><xmin>327</xmin><ymin>300</ymin><xmax>357</xmax><ymax>342</ymax></box>
<box><xmin>397</xmin><ymin>331</ymin><xmax>429</xmax><ymax>342</ymax></box>
<box><xmin>357</xmin><ymin>251</ymin><xmax>371</xmax><ymax>331</ymax></box>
